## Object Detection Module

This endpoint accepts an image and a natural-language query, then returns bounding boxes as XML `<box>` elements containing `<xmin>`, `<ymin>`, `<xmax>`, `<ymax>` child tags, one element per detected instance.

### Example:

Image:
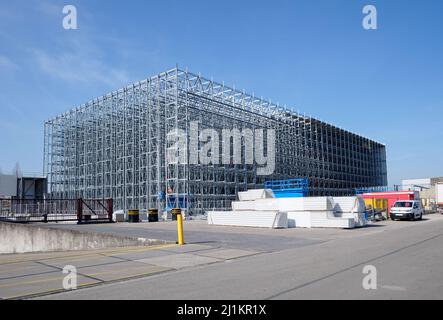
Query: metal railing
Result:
<box><xmin>0</xmin><ymin>198</ymin><xmax>113</xmax><ymax>223</ymax></box>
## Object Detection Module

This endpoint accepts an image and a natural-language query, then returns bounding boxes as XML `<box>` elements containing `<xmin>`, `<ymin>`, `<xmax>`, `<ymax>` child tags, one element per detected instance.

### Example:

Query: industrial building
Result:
<box><xmin>0</xmin><ymin>174</ymin><xmax>46</xmax><ymax>199</ymax></box>
<box><xmin>401</xmin><ymin>177</ymin><xmax>443</xmax><ymax>210</ymax></box>
<box><xmin>44</xmin><ymin>68</ymin><xmax>387</xmax><ymax>214</ymax></box>
<box><xmin>401</xmin><ymin>177</ymin><xmax>443</xmax><ymax>191</ymax></box>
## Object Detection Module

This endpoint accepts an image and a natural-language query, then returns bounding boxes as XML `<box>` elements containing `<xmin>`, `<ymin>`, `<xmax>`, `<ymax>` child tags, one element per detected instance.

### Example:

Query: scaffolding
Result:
<box><xmin>44</xmin><ymin>68</ymin><xmax>387</xmax><ymax>215</ymax></box>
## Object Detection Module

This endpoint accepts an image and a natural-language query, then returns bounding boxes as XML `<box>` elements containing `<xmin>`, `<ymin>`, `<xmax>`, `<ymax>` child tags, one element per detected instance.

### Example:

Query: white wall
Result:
<box><xmin>402</xmin><ymin>178</ymin><xmax>431</xmax><ymax>190</ymax></box>
<box><xmin>0</xmin><ymin>222</ymin><xmax>172</xmax><ymax>254</ymax></box>
<box><xmin>437</xmin><ymin>184</ymin><xmax>443</xmax><ymax>205</ymax></box>
<box><xmin>0</xmin><ymin>174</ymin><xmax>17</xmax><ymax>196</ymax></box>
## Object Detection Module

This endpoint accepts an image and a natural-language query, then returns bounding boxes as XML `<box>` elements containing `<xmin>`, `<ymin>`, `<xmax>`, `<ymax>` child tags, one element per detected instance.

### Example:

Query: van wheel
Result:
<box><xmin>418</xmin><ymin>213</ymin><xmax>423</xmax><ymax>220</ymax></box>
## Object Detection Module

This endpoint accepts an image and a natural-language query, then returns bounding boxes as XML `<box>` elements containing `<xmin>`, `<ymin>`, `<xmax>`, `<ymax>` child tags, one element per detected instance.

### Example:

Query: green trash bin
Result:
<box><xmin>171</xmin><ymin>208</ymin><xmax>181</xmax><ymax>221</ymax></box>
<box><xmin>128</xmin><ymin>209</ymin><xmax>140</xmax><ymax>223</ymax></box>
<box><xmin>148</xmin><ymin>209</ymin><xmax>159</xmax><ymax>222</ymax></box>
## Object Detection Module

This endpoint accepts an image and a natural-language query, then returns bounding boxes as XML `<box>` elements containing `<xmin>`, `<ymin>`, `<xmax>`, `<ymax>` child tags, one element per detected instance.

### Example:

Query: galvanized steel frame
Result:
<box><xmin>44</xmin><ymin>68</ymin><xmax>387</xmax><ymax>214</ymax></box>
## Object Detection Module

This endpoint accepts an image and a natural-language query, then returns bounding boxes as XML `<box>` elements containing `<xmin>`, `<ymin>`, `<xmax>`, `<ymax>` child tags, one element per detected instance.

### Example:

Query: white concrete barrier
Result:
<box><xmin>238</xmin><ymin>189</ymin><xmax>275</xmax><ymax>201</ymax></box>
<box><xmin>287</xmin><ymin>211</ymin><xmax>354</xmax><ymax>229</ymax></box>
<box><xmin>332</xmin><ymin>196</ymin><xmax>365</xmax><ymax>213</ymax></box>
<box><xmin>0</xmin><ymin>222</ymin><xmax>172</xmax><ymax>254</ymax></box>
<box><xmin>231</xmin><ymin>201</ymin><xmax>255</xmax><ymax>211</ymax></box>
<box><xmin>207</xmin><ymin>211</ymin><xmax>287</xmax><ymax>229</ymax></box>
<box><xmin>278</xmin><ymin>197</ymin><xmax>333</xmax><ymax>212</ymax></box>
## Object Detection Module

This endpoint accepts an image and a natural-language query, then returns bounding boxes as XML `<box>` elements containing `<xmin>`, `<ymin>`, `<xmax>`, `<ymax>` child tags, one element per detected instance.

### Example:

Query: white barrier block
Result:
<box><xmin>254</xmin><ymin>199</ymin><xmax>280</xmax><ymax>211</ymax></box>
<box><xmin>287</xmin><ymin>211</ymin><xmax>355</xmax><ymax>229</ymax></box>
<box><xmin>207</xmin><ymin>211</ymin><xmax>287</xmax><ymax>228</ymax></box>
<box><xmin>278</xmin><ymin>198</ymin><xmax>304</xmax><ymax>211</ymax></box>
<box><xmin>231</xmin><ymin>201</ymin><xmax>255</xmax><ymax>211</ymax></box>
<box><xmin>287</xmin><ymin>212</ymin><xmax>311</xmax><ymax>228</ymax></box>
<box><xmin>310</xmin><ymin>211</ymin><xmax>355</xmax><ymax>229</ymax></box>
<box><xmin>113</xmin><ymin>211</ymin><xmax>125</xmax><ymax>223</ymax></box>
<box><xmin>238</xmin><ymin>189</ymin><xmax>275</xmax><ymax>201</ymax></box>
<box><xmin>332</xmin><ymin>196</ymin><xmax>365</xmax><ymax>213</ymax></box>
<box><xmin>278</xmin><ymin>197</ymin><xmax>333</xmax><ymax>212</ymax></box>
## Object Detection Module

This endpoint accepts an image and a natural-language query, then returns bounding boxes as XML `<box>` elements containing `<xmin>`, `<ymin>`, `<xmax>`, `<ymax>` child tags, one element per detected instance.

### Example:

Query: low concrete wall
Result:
<box><xmin>0</xmin><ymin>222</ymin><xmax>172</xmax><ymax>254</ymax></box>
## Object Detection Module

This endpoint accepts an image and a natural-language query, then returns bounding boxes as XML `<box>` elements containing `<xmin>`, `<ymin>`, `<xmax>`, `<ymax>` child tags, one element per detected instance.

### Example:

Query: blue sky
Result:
<box><xmin>0</xmin><ymin>0</ymin><xmax>442</xmax><ymax>185</ymax></box>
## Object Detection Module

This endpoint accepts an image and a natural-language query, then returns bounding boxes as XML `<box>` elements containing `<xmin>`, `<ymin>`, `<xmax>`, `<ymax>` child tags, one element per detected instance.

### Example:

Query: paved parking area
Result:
<box><xmin>0</xmin><ymin>242</ymin><xmax>260</xmax><ymax>299</ymax></box>
<box><xmin>32</xmin><ymin>218</ymin><xmax>375</xmax><ymax>252</ymax></box>
<box><xmin>2</xmin><ymin>215</ymin><xmax>442</xmax><ymax>299</ymax></box>
<box><xmin>0</xmin><ymin>218</ymin><xmax>335</xmax><ymax>299</ymax></box>
<box><xmin>39</xmin><ymin>214</ymin><xmax>443</xmax><ymax>300</ymax></box>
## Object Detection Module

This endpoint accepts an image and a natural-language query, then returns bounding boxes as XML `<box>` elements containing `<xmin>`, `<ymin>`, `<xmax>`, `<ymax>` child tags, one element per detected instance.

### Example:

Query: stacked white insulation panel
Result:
<box><xmin>238</xmin><ymin>189</ymin><xmax>274</xmax><ymax>201</ymax></box>
<box><xmin>207</xmin><ymin>189</ymin><xmax>367</xmax><ymax>229</ymax></box>
<box><xmin>208</xmin><ymin>189</ymin><xmax>287</xmax><ymax>229</ymax></box>
<box><xmin>278</xmin><ymin>197</ymin><xmax>333</xmax><ymax>211</ymax></box>
<box><xmin>207</xmin><ymin>211</ymin><xmax>288</xmax><ymax>229</ymax></box>
<box><xmin>332</xmin><ymin>197</ymin><xmax>368</xmax><ymax>227</ymax></box>
<box><xmin>283</xmin><ymin>197</ymin><xmax>355</xmax><ymax>229</ymax></box>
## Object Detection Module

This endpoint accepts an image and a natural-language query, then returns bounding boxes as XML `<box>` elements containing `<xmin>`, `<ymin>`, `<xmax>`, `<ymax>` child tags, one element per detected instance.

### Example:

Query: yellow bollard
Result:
<box><xmin>173</xmin><ymin>208</ymin><xmax>185</xmax><ymax>245</ymax></box>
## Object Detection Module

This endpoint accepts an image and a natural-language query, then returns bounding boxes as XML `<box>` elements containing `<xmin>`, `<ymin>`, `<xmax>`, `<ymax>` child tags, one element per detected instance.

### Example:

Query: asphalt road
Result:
<box><xmin>35</xmin><ymin>214</ymin><xmax>443</xmax><ymax>300</ymax></box>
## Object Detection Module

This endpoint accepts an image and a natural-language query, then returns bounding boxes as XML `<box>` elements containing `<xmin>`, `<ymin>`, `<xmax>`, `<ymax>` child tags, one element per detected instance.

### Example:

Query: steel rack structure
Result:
<box><xmin>44</xmin><ymin>68</ymin><xmax>387</xmax><ymax>215</ymax></box>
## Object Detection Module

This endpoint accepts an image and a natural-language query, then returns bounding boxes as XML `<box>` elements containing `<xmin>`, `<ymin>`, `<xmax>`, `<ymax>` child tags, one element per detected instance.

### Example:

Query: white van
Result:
<box><xmin>390</xmin><ymin>200</ymin><xmax>424</xmax><ymax>221</ymax></box>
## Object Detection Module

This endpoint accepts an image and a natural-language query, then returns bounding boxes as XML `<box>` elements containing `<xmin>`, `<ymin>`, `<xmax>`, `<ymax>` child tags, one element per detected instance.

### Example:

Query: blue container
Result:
<box><xmin>264</xmin><ymin>178</ymin><xmax>309</xmax><ymax>198</ymax></box>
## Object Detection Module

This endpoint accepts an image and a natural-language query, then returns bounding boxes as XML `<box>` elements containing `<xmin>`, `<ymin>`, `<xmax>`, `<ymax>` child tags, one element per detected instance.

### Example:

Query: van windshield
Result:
<box><xmin>393</xmin><ymin>202</ymin><xmax>413</xmax><ymax>208</ymax></box>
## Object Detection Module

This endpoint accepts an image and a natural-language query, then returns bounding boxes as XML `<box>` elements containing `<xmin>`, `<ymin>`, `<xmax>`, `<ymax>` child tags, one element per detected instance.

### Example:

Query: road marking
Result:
<box><xmin>101</xmin><ymin>244</ymin><xmax>177</xmax><ymax>256</ymax></box>
<box><xmin>0</xmin><ymin>252</ymin><xmax>102</xmax><ymax>265</ymax></box>
<box><xmin>39</xmin><ymin>254</ymin><xmax>111</xmax><ymax>263</ymax></box>
<box><xmin>0</xmin><ymin>263</ymin><xmax>49</xmax><ymax>274</ymax></box>
<box><xmin>0</xmin><ymin>275</ymin><xmax>67</xmax><ymax>288</ymax></box>
<box><xmin>0</xmin><ymin>243</ymin><xmax>178</xmax><ymax>299</ymax></box>
<box><xmin>3</xmin><ymin>268</ymin><xmax>172</xmax><ymax>299</ymax></box>
<box><xmin>381</xmin><ymin>285</ymin><xmax>407</xmax><ymax>291</ymax></box>
<box><xmin>4</xmin><ymin>281</ymin><xmax>99</xmax><ymax>300</ymax></box>
<box><xmin>0</xmin><ymin>244</ymin><xmax>177</xmax><ymax>265</ymax></box>
<box><xmin>85</xmin><ymin>265</ymin><xmax>170</xmax><ymax>278</ymax></box>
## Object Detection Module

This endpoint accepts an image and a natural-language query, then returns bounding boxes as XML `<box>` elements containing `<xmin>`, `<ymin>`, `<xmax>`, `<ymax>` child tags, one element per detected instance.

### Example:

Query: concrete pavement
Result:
<box><xmin>0</xmin><ymin>242</ymin><xmax>261</xmax><ymax>299</ymax></box>
<box><xmin>30</xmin><ymin>214</ymin><xmax>443</xmax><ymax>300</ymax></box>
<box><xmin>1</xmin><ymin>214</ymin><xmax>442</xmax><ymax>299</ymax></box>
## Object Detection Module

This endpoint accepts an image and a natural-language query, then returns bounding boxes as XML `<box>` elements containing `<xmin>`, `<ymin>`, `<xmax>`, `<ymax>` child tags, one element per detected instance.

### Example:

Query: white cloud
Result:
<box><xmin>0</xmin><ymin>55</ymin><xmax>18</xmax><ymax>69</ymax></box>
<box><xmin>27</xmin><ymin>1</ymin><xmax>131</xmax><ymax>90</ymax></box>
<box><xmin>33</xmin><ymin>49</ymin><xmax>129</xmax><ymax>88</ymax></box>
